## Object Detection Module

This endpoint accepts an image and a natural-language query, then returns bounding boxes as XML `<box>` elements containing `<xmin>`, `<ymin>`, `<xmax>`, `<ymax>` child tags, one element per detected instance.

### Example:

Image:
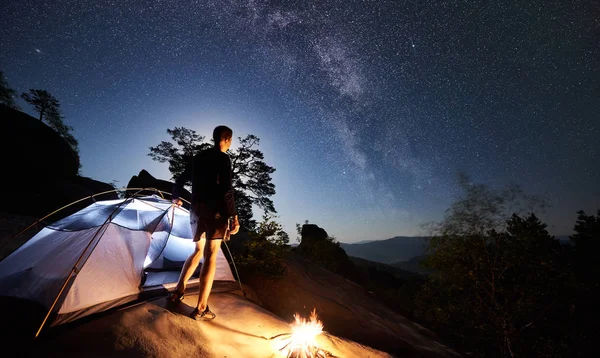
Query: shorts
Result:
<box><xmin>190</xmin><ymin>202</ymin><xmax>230</xmax><ymax>241</ymax></box>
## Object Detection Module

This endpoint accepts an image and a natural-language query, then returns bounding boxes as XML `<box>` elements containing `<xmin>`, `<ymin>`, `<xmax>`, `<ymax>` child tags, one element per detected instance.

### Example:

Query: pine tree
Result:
<box><xmin>0</xmin><ymin>71</ymin><xmax>19</xmax><ymax>109</ymax></box>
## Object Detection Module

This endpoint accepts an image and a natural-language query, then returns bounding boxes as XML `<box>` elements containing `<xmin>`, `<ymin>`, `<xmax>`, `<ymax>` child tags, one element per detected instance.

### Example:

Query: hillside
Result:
<box><xmin>391</xmin><ymin>255</ymin><xmax>435</xmax><ymax>275</ymax></box>
<box><xmin>340</xmin><ymin>236</ymin><xmax>431</xmax><ymax>264</ymax></box>
<box><xmin>240</xmin><ymin>252</ymin><xmax>458</xmax><ymax>357</ymax></box>
<box><xmin>0</xmin><ymin>105</ymin><xmax>117</xmax><ymax>223</ymax></box>
<box><xmin>349</xmin><ymin>256</ymin><xmax>421</xmax><ymax>280</ymax></box>
<box><xmin>235</xmin><ymin>223</ymin><xmax>458</xmax><ymax>356</ymax></box>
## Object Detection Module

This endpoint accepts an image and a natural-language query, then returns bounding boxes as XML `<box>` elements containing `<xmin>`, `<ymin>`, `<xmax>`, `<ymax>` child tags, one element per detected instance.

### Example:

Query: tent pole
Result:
<box><xmin>141</xmin><ymin>207</ymin><xmax>172</xmax><ymax>275</ymax></box>
<box><xmin>34</xmin><ymin>195</ymin><xmax>138</xmax><ymax>338</ymax></box>
<box><xmin>5</xmin><ymin>188</ymin><xmax>190</xmax><ymax>252</ymax></box>
<box><xmin>6</xmin><ymin>189</ymin><xmax>119</xmax><ymax>247</ymax></box>
<box><xmin>222</xmin><ymin>241</ymin><xmax>246</xmax><ymax>299</ymax></box>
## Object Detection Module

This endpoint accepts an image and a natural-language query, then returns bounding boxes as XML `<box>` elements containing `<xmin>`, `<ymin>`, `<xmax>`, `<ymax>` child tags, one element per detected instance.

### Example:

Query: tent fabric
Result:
<box><xmin>0</xmin><ymin>194</ymin><xmax>236</xmax><ymax>329</ymax></box>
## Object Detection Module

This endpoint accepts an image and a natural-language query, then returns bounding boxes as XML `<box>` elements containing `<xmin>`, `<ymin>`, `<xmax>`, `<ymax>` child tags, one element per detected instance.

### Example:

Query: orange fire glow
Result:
<box><xmin>278</xmin><ymin>308</ymin><xmax>328</xmax><ymax>358</ymax></box>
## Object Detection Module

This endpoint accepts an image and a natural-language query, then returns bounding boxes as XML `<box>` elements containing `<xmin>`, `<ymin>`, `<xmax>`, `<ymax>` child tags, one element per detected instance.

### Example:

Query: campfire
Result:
<box><xmin>273</xmin><ymin>308</ymin><xmax>332</xmax><ymax>358</ymax></box>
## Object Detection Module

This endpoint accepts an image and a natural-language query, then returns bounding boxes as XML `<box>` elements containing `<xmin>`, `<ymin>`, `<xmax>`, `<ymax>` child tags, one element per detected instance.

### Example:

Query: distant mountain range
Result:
<box><xmin>340</xmin><ymin>235</ymin><xmax>574</xmax><ymax>268</ymax></box>
<box><xmin>351</xmin><ymin>239</ymin><xmax>377</xmax><ymax>245</ymax></box>
<box><xmin>340</xmin><ymin>236</ymin><xmax>431</xmax><ymax>264</ymax></box>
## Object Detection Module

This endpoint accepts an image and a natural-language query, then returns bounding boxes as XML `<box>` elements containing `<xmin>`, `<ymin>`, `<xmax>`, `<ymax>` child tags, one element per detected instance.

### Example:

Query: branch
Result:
<box><xmin>516</xmin><ymin>299</ymin><xmax>556</xmax><ymax>336</ymax></box>
<box><xmin>232</xmin><ymin>158</ymin><xmax>257</xmax><ymax>176</ymax></box>
<box><xmin>231</xmin><ymin>137</ymin><xmax>259</xmax><ymax>168</ymax></box>
<box><xmin>497</xmin><ymin>264</ymin><xmax>511</xmax><ymax>281</ymax></box>
<box><xmin>474</xmin><ymin>290</ymin><xmax>504</xmax><ymax>336</ymax></box>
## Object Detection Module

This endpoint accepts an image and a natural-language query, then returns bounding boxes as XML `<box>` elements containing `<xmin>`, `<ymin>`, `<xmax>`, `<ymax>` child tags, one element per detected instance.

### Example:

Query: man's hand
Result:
<box><xmin>172</xmin><ymin>198</ymin><xmax>183</xmax><ymax>207</ymax></box>
<box><xmin>229</xmin><ymin>215</ymin><xmax>240</xmax><ymax>235</ymax></box>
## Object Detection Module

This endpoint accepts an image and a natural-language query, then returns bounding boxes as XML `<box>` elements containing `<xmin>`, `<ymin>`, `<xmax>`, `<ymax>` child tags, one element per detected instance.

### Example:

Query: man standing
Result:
<box><xmin>170</xmin><ymin>125</ymin><xmax>240</xmax><ymax>320</ymax></box>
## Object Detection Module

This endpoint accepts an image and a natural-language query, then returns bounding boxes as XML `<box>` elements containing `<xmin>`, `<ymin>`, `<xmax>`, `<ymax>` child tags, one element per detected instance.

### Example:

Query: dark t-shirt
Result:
<box><xmin>172</xmin><ymin>147</ymin><xmax>236</xmax><ymax>217</ymax></box>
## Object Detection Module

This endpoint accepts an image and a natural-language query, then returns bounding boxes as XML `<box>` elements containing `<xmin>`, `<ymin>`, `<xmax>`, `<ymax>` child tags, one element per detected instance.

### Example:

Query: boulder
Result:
<box><xmin>299</xmin><ymin>223</ymin><xmax>329</xmax><ymax>246</ymax></box>
<box><xmin>126</xmin><ymin>169</ymin><xmax>191</xmax><ymax>208</ymax></box>
<box><xmin>297</xmin><ymin>224</ymin><xmax>361</xmax><ymax>282</ymax></box>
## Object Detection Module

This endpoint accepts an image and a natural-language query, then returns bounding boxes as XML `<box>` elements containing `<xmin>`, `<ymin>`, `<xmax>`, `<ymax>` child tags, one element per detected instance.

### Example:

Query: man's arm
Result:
<box><xmin>220</xmin><ymin>154</ymin><xmax>239</xmax><ymax>234</ymax></box>
<box><xmin>220</xmin><ymin>155</ymin><xmax>237</xmax><ymax>217</ymax></box>
<box><xmin>172</xmin><ymin>160</ymin><xmax>192</xmax><ymax>206</ymax></box>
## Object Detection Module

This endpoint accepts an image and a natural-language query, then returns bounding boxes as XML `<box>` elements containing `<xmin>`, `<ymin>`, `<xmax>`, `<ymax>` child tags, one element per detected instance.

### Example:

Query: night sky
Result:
<box><xmin>1</xmin><ymin>0</ymin><xmax>598</xmax><ymax>243</ymax></box>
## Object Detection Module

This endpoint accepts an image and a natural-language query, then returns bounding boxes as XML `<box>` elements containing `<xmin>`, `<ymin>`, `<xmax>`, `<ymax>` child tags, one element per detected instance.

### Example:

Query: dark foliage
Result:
<box><xmin>21</xmin><ymin>89</ymin><xmax>60</xmax><ymax>122</ymax></box>
<box><xmin>349</xmin><ymin>256</ymin><xmax>426</xmax><ymax>318</ymax></box>
<box><xmin>567</xmin><ymin>209</ymin><xmax>600</xmax><ymax>355</ymax></box>
<box><xmin>411</xmin><ymin>175</ymin><xmax>599</xmax><ymax>357</ymax></box>
<box><xmin>230</xmin><ymin>214</ymin><xmax>290</xmax><ymax>278</ymax></box>
<box><xmin>0</xmin><ymin>71</ymin><xmax>19</xmax><ymax>109</ymax></box>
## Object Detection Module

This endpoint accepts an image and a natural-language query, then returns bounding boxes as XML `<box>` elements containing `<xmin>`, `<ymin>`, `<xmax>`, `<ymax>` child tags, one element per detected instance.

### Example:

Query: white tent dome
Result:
<box><xmin>0</xmin><ymin>194</ymin><xmax>236</xmax><ymax>333</ymax></box>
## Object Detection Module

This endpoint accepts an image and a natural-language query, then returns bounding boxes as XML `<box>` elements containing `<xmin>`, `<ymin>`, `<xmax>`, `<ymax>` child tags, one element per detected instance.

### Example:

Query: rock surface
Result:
<box><xmin>20</xmin><ymin>288</ymin><xmax>396</xmax><ymax>358</ymax></box>
<box><xmin>241</xmin><ymin>253</ymin><xmax>460</xmax><ymax>358</ymax></box>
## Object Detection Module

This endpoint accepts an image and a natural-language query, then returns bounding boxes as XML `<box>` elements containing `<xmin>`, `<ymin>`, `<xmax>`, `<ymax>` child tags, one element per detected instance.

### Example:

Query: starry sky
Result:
<box><xmin>1</xmin><ymin>0</ymin><xmax>598</xmax><ymax>243</ymax></box>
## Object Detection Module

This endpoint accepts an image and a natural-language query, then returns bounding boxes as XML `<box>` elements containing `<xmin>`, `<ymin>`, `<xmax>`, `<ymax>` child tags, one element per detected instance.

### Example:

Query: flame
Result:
<box><xmin>279</xmin><ymin>308</ymin><xmax>328</xmax><ymax>358</ymax></box>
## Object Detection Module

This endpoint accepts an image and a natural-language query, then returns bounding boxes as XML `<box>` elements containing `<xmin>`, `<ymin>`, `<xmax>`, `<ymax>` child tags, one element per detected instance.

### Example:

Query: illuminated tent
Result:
<box><xmin>0</xmin><ymin>193</ymin><xmax>236</xmax><ymax>336</ymax></box>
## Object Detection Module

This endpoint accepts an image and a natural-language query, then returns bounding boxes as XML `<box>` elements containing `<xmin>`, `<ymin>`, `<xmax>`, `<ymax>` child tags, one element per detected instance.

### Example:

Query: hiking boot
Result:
<box><xmin>168</xmin><ymin>289</ymin><xmax>185</xmax><ymax>304</ymax></box>
<box><xmin>190</xmin><ymin>306</ymin><xmax>216</xmax><ymax>321</ymax></box>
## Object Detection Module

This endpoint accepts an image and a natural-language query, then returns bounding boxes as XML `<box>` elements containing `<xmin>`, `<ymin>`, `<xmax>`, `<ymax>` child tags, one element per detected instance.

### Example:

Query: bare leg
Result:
<box><xmin>196</xmin><ymin>238</ymin><xmax>222</xmax><ymax>311</ymax></box>
<box><xmin>175</xmin><ymin>237</ymin><xmax>206</xmax><ymax>293</ymax></box>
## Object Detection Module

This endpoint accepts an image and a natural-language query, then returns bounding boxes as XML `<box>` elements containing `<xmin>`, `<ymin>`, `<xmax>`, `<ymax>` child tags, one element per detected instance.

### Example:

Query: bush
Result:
<box><xmin>231</xmin><ymin>214</ymin><xmax>290</xmax><ymax>278</ymax></box>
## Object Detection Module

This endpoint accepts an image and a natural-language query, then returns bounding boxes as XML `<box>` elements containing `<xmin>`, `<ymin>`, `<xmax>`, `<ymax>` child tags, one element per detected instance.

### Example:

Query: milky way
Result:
<box><xmin>1</xmin><ymin>0</ymin><xmax>597</xmax><ymax>241</ymax></box>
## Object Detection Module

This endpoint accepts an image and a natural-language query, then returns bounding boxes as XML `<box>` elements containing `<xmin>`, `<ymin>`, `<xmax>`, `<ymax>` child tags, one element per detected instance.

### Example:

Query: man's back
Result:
<box><xmin>189</xmin><ymin>147</ymin><xmax>235</xmax><ymax>217</ymax></box>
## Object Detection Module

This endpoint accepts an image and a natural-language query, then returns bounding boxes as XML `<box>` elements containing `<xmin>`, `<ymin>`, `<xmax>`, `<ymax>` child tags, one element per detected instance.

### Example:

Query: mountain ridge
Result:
<box><xmin>339</xmin><ymin>236</ymin><xmax>431</xmax><ymax>264</ymax></box>
<box><xmin>341</xmin><ymin>235</ymin><xmax>574</xmax><ymax>265</ymax></box>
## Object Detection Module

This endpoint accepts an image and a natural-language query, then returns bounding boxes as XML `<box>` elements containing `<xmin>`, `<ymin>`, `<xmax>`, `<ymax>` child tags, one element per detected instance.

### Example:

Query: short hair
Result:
<box><xmin>213</xmin><ymin>125</ymin><xmax>233</xmax><ymax>143</ymax></box>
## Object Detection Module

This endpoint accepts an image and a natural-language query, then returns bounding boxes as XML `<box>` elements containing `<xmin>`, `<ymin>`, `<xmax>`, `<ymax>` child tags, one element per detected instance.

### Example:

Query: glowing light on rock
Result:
<box><xmin>278</xmin><ymin>308</ymin><xmax>329</xmax><ymax>358</ymax></box>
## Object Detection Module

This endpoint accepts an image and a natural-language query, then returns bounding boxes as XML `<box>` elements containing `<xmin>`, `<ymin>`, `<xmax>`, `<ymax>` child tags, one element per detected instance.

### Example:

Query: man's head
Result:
<box><xmin>213</xmin><ymin>125</ymin><xmax>233</xmax><ymax>152</ymax></box>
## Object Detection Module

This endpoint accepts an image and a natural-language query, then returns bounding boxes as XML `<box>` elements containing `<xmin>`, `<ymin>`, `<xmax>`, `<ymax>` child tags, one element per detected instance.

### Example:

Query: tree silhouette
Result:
<box><xmin>47</xmin><ymin>112</ymin><xmax>80</xmax><ymax>154</ymax></box>
<box><xmin>570</xmin><ymin>209</ymin><xmax>600</xmax><ymax>249</ymax></box>
<box><xmin>20</xmin><ymin>89</ymin><xmax>81</xmax><ymax>171</ymax></box>
<box><xmin>20</xmin><ymin>89</ymin><xmax>60</xmax><ymax>122</ymax></box>
<box><xmin>296</xmin><ymin>219</ymin><xmax>310</xmax><ymax>242</ymax></box>
<box><xmin>149</xmin><ymin>127</ymin><xmax>276</xmax><ymax>230</ymax></box>
<box><xmin>0</xmin><ymin>71</ymin><xmax>19</xmax><ymax>109</ymax></box>
<box><xmin>416</xmin><ymin>177</ymin><xmax>574</xmax><ymax>357</ymax></box>
<box><xmin>568</xmin><ymin>209</ymin><xmax>600</xmax><ymax>355</ymax></box>
<box><xmin>422</xmin><ymin>173</ymin><xmax>548</xmax><ymax>237</ymax></box>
